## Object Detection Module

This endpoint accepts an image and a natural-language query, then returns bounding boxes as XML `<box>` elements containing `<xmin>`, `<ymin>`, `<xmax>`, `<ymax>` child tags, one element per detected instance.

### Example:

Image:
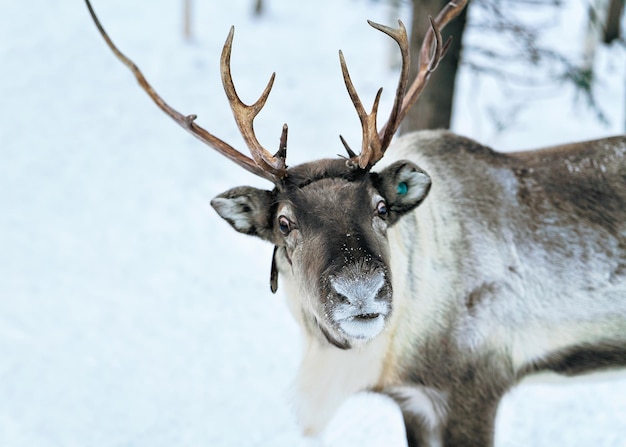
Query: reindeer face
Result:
<box><xmin>211</xmin><ymin>159</ymin><xmax>431</xmax><ymax>348</ymax></box>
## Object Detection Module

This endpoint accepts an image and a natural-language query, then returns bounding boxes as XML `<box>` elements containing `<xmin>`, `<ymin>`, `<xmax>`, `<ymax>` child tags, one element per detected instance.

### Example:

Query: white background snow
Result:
<box><xmin>1</xmin><ymin>0</ymin><xmax>625</xmax><ymax>446</ymax></box>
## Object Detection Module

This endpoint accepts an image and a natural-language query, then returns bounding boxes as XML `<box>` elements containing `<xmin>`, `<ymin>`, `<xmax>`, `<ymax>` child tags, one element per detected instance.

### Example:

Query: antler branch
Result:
<box><xmin>340</xmin><ymin>0</ymin><xmax>468</xmax><ymax>170</ymax></box>
<box><xmin>85</xmin><ymin>0</ymin><xmax>287</xmax><ymax>183</ymax></box>
<box><xmin>220</xmin><ymin>28</ymin><xmax>287</xmax><ymax>176</ymax></box>
<box><xmin>339</xmin><ymin>49</ymin><xmax>385</xmax><ymax>169</ymax></box>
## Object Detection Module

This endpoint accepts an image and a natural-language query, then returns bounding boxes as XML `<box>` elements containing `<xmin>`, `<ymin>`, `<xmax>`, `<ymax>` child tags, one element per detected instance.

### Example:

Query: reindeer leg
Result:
<box><xmin>440</xmin><ymin>364</ymin><xmax>511</xmax><ymax>447</ymax></box>
<box><xmin>386</xmin><ymin>385</ymin><xmax>447</xmax><ymax>447</ymax></box>
<box><xmin>441</xmin><ymin>393</ymin><xmax>500</xmax><ymax>447</ymax></box>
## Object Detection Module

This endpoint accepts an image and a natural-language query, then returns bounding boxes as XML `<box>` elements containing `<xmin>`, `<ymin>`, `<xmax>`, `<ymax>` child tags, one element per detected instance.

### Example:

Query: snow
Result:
<box><xmin>0</xmin><ymin>0</ymin><xmax>624</xmax><ymax>446</ymax></box>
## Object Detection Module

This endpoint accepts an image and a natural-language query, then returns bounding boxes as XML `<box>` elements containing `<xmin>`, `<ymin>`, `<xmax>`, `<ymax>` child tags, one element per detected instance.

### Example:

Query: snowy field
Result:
<box><xmin>0</xmin><ymin>0</ymin><xmax>625</xmax><ymax>446</ymax></box>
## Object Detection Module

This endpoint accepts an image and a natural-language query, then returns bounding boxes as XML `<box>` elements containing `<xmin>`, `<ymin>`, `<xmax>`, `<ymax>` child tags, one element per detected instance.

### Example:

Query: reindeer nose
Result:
<box><xmin>331</xmin><ymin>269</ymin><xmax>386</xmax><ymax>308</ymax></box>
<box><xmin>329</xmin><ymin>267</ymin><xmax>391</xmax><ymax>341</ymax></box>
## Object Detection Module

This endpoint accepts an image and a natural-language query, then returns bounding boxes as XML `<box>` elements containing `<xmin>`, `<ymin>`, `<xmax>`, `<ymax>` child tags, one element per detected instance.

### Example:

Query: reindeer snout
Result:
<box><xmin>329</xmin><ymin>267</ymin><xmax>391</xmax><ymax>341</ymax></box>
<box><xmin>331</xmin><ymin>269</ymin><xmax>387</xmax><ymax>307</ymax></box>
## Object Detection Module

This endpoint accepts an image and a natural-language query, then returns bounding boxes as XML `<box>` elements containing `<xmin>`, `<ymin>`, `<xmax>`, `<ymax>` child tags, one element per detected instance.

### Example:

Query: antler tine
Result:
<box><xmin>220</xmin><ymin>28</ymin><xmax>287</xmax><ymax>177</ymax></box>
<box><xmin>339</xmin><ymin>20</ymin><xmax>409</xmax><ymax>170</ymax></box>
<box><xmin>341</xmin><ymin>0</ymin><xmax>467</xmax><ymax>171</ymax></box>
<box><xmin>370</xmin><ymin>20</ymin><xmax>410</xmax><ymax>159</ymax></box>
<box><xmin>85</xmin><ymin>0</ymin><xmax>286</xmax><ymax>183</ymax></box>
<box><xmin>339</xmin><ymin>50</ymin><xmax>385</xmax><ymax>169</ymax></box>
<box><xmin>339</xmin><ymin>135</ymin><xmax>358</xmax><ymax>159</ymax></box>
<box><xmin>398</xmin><ymin>0</ymin><xmax>468</xmax><ymax>125</ymax></box>
<box><xmin>276</xmin><ymin>123</ymin><xmax>289</xmax><ymax>160</ymax></box>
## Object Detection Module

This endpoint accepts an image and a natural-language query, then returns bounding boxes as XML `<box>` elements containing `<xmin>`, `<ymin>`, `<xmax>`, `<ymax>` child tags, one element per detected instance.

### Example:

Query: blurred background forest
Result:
<box><xmin>184</xmin><ymin>0</ymin><xmax>625</xmax><ymax>136</ymax></box>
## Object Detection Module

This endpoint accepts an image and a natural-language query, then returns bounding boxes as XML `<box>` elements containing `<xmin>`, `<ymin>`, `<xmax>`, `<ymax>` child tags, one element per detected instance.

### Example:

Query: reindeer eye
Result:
<box><xmin>376</xmin><ymin>200</ymin><xmax>388</xmax><ymax>218</ymax></box>
<box><xmin>278</xmin><ymin>216</ymin><xmax>291</xmax><ymax>235</ymax></box>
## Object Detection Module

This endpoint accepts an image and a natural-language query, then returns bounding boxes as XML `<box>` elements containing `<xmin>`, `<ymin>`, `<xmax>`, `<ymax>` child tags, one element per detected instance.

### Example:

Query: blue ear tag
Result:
<box><xmin>397</xmin><ymin>182</ymin><xmax>408</xmax><ymax>196</ymax></box>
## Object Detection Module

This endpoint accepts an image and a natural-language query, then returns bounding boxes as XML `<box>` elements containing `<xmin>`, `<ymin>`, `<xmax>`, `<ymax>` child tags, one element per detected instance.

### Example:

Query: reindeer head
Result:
<box><xmin>86</xmin><ymin>0</ymin><xmax>466</xmax><ymax>347</ymax></box>
<box><xmin>212</xmin><ymin>157</ymin><xmax>431</xmax><ymax>347</ymax></box>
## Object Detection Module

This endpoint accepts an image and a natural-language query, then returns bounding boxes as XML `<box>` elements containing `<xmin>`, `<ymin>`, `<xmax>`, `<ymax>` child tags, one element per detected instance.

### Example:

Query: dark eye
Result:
<box><xmin>278</xmin><ymin>216</ymin><xmax>291</xmax><ymax>235</ymax></box>
<box><xmin>376</xmin><ymin>200</ymin><xmax>388</xmax><ymax>218</ymax></box>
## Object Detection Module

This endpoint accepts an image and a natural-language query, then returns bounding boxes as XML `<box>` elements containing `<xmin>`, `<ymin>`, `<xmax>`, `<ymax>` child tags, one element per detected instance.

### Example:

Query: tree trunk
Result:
<box><xmin>254</xmin><ymin>0</ymin><xmax>264</xmax><ymax>16</ymax></box>
<box><xmin>401</xmin><ymin>0</ymin><xmax>468</xmax><ymax>133</ymax></box>
<box><xmin>183</xmin><ymin>0</ymin><xmax>192</xmax><ymax>40</ymax></box>
<box><xmin>604</xmin><ymin>0</ymin><xmax>624</xmax><ymax>44</ymax></box>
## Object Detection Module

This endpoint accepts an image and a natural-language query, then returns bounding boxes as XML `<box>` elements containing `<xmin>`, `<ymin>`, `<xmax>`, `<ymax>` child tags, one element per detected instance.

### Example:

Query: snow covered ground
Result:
<box><xmin>0</xmin><ymin>0</ymin><xmax>624</xmax><ymax>446</ymax></box>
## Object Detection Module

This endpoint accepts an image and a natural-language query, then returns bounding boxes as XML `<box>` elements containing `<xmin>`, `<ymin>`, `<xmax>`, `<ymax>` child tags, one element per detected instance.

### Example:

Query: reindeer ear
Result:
<box><xmin>376</xmin><ymin>160</ymin><xmax>431</xmax><ymax>224</ymax></box>
<box><xmin>211</xmin><ymin>186</ymin><xmax>274</xmax><ymax>241</ymax></box>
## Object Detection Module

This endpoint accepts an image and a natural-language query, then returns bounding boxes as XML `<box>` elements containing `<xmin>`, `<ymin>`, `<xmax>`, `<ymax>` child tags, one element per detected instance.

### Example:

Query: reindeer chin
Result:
<box><xmin>336</xmin><ymin>313</ymin><xmax>386</xmax><ymax>341</ymax></box>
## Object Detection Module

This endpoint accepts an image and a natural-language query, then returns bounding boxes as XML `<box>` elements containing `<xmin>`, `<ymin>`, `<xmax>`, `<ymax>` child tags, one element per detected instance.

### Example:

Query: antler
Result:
<box><xmin>221</xmin><ymin>28</ymin><xmax>288</xmax><ymax>177</ymax></box>
<box><xmin>340</xmin><ymin>0</ymin><xmax>468</xmax><ymax>170</ymax></box>
<box><xmin>85</xmin><ymin>0</ymin><xmax>287</xmax><ymax>183</ymax></box>
<box><xmin>339</xmin><ymin>21</ymin><xmax>410</xmax><ymax>169</ymax></box>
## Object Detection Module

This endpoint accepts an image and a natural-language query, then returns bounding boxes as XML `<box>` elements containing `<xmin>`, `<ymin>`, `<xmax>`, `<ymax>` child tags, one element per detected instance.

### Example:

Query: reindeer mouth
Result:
<box><xmin>315</xmin><ymin>306</ymin><xmax>388</xmax><ymax>348</ymax></box>
<box><xmin>354</xmin><ymin>312</ymin><xmax>380</xmax><ymax>320</ymax></box>
<box><xmin>335</xmin><ymin>312</ymin><xmax>387</xmax><ymax>340</ymax></box>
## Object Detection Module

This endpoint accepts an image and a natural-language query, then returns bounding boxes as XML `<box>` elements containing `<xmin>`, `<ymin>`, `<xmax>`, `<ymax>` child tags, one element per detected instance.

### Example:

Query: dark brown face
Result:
<box><xmin>211</xmin><ymin>158</ymin><xmax>431</xmax><ymax>348</ymax></box>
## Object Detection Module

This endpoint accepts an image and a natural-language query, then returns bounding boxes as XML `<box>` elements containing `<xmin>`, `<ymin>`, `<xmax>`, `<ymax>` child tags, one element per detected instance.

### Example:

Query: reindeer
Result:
<box><xmin>85</xmin><ymin>0</ymin><xmax>626</xmax><ymax>445</ymax></box>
